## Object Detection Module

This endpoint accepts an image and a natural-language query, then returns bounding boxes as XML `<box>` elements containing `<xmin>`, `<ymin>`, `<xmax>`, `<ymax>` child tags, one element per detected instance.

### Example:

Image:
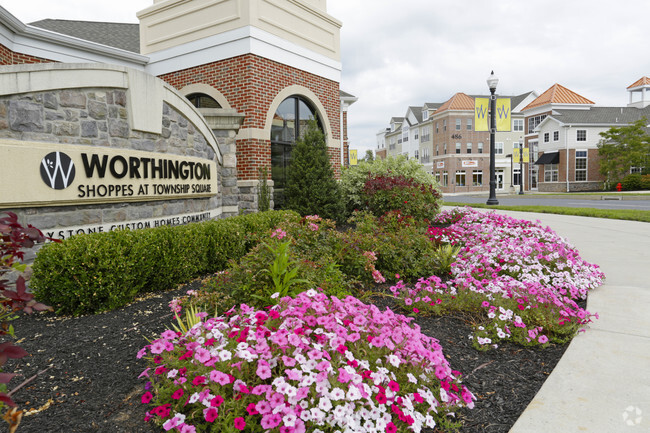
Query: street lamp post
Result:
<box><xmin>519</xmin><ymin>141</ymin><xmax>524</xmax><ymax>195</ymax></box>
<box><xmin>486</xmin><ymin>71</ymin><xmax>499</xmax><ymax>205</ymax></box>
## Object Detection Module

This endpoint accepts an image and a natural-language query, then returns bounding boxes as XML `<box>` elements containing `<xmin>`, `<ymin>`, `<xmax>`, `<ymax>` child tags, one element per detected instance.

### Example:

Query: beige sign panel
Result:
<box><xmin>0</xmin><ymin>140</ymin><xmax>218</xmax><ymax>208</ymax></box>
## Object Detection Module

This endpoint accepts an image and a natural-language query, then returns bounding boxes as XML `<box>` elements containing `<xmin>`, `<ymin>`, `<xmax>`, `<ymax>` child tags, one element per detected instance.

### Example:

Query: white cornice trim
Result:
<box><xmin>144</xmin><ymin>26</ymin><xmax>341</xmax><ymax>82</ymax></box>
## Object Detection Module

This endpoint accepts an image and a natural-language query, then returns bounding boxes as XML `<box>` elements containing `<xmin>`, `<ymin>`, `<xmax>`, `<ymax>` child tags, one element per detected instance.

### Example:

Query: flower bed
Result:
<box><xmin>139</xmin><ymin>291</ymin><xmax>475</xmax><ymax>433</ymax></box>
<box><xmin>138</xmin><ymin>208</ymin><xmax>606</xmax><ymax>432</ymax></box>
<box><xmin>391</xmin><ymin>208</ymin><xmax>605</xmax><ymax>349</ymax></box>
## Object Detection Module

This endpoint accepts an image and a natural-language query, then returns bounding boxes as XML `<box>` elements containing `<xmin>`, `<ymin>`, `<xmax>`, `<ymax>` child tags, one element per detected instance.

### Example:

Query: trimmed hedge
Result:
<box><xmin>30</xmin><ymin>210</ymin><xmax>299</xmax><ymax>316</ymax></box>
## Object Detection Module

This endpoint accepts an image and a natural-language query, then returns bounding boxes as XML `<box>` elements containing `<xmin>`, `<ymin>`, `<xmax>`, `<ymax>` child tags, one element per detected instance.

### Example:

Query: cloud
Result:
<box><xmin>327</xmin><ymin>0</ymin><xmax>650</xmax><ymax>154</ymax></box>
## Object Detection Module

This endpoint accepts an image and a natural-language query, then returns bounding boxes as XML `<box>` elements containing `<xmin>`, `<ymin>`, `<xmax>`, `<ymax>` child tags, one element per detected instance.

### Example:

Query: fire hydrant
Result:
<box><xmin>616</xmin><ymin>182</ymin><xmax>622</xmax><ymax>192</ymax></box>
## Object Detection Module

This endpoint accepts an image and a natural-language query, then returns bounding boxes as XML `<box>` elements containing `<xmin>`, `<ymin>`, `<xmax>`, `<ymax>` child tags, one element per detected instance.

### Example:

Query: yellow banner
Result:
<box><xmin>496</xmin><ymin>98</ymin><xmax>511</xmax><ymax>131</ymax></box>
<box><xmin>474</xmin><ymin>98</ymin><xmax>489</xmax><ymax>131</ymax></box>
<box><xmin>513</xmin><ymin>147</ymin><xmax>530</xmax><ymax>163</ymax></box>
<box><xmin>349</xmin><ymin>149</ymin><xmax>358</xmax><ymax>166</ymax></box>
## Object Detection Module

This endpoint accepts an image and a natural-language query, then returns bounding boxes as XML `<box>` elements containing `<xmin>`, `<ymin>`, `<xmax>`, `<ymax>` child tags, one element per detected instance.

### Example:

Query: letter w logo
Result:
<box><xmin>497</xmin><ymin>106</ymin><xmax>510</xmax><ymax>119</ymax></box>
<box><xmin>475</xmin><ymin>105</ymin><xmax>488</xmax><ymax>119</ymax></box>
<box><xmin>40</xmin><ymin>152</ymin><xmax>76</xmax><ymax>190</ymax></box>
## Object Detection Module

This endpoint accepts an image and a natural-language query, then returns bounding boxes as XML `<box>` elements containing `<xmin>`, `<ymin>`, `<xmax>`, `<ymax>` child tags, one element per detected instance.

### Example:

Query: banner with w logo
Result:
<box><xmin>496</xmin><ymin>98</ymin><xmax>511</xmax><ymax>132</ymax></box>
<box><xmin>474</xmin><ymin>98</ymin><xmax>489</xmax><ymax>131</ymax></box>
<box><xmin>474</xmin><ymin>98</ymin><xmax>511</xmax><ymax>132</ymax></box>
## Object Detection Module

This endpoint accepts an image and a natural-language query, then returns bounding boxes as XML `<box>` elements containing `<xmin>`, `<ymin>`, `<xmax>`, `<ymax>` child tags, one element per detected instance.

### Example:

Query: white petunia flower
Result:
<box><xmin>387</xmin><ymin>354</ymin><xmax>400</xmax><ymax>368</ymax></box>
<box><xmin>346</xmin><ymin>386</ymin><xmax>362</xmax><ymax>401</ymax></box>
<box><xmin>319</xmin><ymin>396</ymin><xmax>333</xmax><ymax>412</ymax></box>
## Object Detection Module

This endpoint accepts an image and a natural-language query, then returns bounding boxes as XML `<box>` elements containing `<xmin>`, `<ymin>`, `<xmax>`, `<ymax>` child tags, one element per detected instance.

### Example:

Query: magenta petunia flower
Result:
<box><xmin>246</xmin><ymin>403</ymin><xmax>259</xmax><ymax>416</ymax></box>
<box><xmin>203</xmin><ymin>407</ymin><xmax>218</xmax><ymax>423</ymax></box>
<box><xmin>171</xmin><ymin>388</ymin><xmax>184</xmax><ymax>400</ymax></box>
<box><xmin>141</xmin><ymin>391</ymin><xmax>153</xmax><ymax>404</ymax></box>
<box><xmin>234</xmin><ymin>417</ymin><xmax>246</xmax><ymax>430</ymax></box>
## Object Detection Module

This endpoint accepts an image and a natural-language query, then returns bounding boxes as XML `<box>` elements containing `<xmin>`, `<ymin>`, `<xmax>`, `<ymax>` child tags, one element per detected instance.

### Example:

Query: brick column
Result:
<box><xmin>200</xmin><ymin>108</ymin><xmax>273</xmax><ymax>215</ymax></box>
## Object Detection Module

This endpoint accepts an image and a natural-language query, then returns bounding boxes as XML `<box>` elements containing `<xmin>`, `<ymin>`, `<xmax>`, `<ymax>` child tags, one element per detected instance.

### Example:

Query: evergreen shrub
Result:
<box><xmin>284</xmin><ymin>120</ymin><xmax>344</xmax><ymax>221</ymax></box>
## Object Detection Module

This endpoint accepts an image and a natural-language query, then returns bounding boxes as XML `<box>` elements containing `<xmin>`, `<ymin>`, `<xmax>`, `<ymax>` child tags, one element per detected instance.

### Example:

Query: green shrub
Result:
<box><xmin>621</xmin><ymin>173</ymin><xmax>643</xmax><ymax>190</ymax></box>
<box><xmin>341</xmin><ymin>155</ymin><xmax>440</xmax><ymax>215</ymax></box>
<box><xmin>31</xmin><ymin>230</ymin><xmax>146</xmax><ymax>315</ymax></box>
<box><xmin>203</xmin><ymin>241</ymin><xmax>352</xmax><ymax>309</ymax></box>
<box><xmin>30</xmin><ymin>211</ymin><xmax>291</xmax><ymax>316</ymax></box>
<box><xmin>257</xmin><ymin>167</ymin><xmax>271</xmax><ymax>212</ymax></box>
<box><xmin>334</xmin><ymin>212</ymin><xmax>448</xmax><ymax>283</ymax></box>
<box><xmin>641</xmin><ymin>174</ymin><xmax>650</xmax><ymax>190</ymax></box>
<box><xmin>232</xmin><ymin>210</ymin><xmax>300</xmax><ymax>250</ymax></box>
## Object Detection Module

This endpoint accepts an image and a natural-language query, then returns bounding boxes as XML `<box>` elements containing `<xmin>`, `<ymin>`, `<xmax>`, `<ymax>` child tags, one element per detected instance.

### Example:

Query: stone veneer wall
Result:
<box><xmin>0</xmin><ymin>86</ymin><xmax>223</xmax><ymax>238</ymax></box>
<box><xmin>538</xmin><ymin>182</ymin><xmax>603</xmax><ymax>192</ymax></box>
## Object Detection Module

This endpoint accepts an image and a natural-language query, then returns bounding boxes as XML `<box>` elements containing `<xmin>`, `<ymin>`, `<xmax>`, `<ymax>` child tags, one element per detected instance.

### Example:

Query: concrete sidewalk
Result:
<box><xmin>475</xmin><ymin>211</ymin><xmax>650</xmax><ymax>432</ymax></box>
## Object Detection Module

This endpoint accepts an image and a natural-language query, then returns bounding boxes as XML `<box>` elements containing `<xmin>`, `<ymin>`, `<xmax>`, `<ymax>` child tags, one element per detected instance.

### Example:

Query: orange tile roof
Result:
<box><xmin>435</xmin><ymin>92</ymin><xmax>475</xmax><ymax>113</ymax></box>
<box><xmin>522</xmin><ymin>84</ymin><xmax>594</xmax><ymax>111</ymax></box>
<box><xmin>627</xmin><ymin>77</ymin><xmax>650</xmax><ymax>89</ymax></box>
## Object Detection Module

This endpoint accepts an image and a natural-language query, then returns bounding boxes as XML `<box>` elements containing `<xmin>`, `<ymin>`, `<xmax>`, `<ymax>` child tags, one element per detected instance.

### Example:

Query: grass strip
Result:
<box><xmin>443</xmin><ymin>202</ymin><xmax>650</xmax><ymax>223</ymax></box>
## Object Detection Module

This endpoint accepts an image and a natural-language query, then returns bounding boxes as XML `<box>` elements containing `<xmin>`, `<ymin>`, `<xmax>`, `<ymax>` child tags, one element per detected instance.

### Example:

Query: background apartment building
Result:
<box><xmin>380</xmin><ymin>90</ymin><xmax>536</xmax><ymax>194</ymax></box>
<box><xmin>524</xmin><ymin>80</ymin><xmax>650</xmax><ymax>192</ymax></box>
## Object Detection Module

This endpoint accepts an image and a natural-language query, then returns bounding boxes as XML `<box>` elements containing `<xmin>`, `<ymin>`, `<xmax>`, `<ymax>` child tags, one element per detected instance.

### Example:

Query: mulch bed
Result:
<box><xmin>6</xmin><ymin>280</ymin><xmax>571</xmax><ymax>433</ymax></box>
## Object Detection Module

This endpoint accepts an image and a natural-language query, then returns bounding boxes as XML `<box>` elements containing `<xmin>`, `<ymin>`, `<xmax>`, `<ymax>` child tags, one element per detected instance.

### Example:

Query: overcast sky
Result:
<box><xmin>4</xmin><ymin>0</ymin><xmax>650</xmax><ymax>155</ymax></box>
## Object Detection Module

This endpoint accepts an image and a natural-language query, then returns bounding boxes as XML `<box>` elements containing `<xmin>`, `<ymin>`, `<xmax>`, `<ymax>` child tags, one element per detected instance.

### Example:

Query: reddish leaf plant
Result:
<box><xmin>0</xmin><ymin>212</ymin><xmax>53</xmax><ymax>432</ymax></box>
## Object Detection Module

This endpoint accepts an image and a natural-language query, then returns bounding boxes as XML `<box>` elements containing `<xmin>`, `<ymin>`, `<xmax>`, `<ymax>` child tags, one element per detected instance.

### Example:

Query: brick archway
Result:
<box><xmin>264</xmin><ymin>85</ymin><xmax>334</xmax><ymax>144</ymax></box>
<box><xmin>179</xmin><ymin>83</ymin><xmax>231</xmax><ymax>110</ymax></box>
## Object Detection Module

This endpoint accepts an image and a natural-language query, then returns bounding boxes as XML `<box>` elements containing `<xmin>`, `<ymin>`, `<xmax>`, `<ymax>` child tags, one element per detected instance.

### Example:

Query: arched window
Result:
<box><xmin>270</xmin><ymin>95</ymin><xmax>322</xmax><ymax>207</ymax></box>
<box><xmin>187</xmin><ymin>93</ymin><xmax>221</xmax><ymax>109</ymax></box>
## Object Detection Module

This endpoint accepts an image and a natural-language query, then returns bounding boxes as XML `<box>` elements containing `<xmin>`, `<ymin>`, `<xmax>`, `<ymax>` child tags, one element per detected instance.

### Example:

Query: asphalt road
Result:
<box><xmin>444</xmin><ymin>193</ymin><xmax>650</xmax><ymax>210</ymax></box>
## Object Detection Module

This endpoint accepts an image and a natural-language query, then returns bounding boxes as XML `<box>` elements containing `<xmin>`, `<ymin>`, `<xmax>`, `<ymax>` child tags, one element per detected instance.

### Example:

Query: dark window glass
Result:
<box><xmin>187</xmin><ymin>93</ymin><xmax>221</xmax><ymax>109</ymax></box>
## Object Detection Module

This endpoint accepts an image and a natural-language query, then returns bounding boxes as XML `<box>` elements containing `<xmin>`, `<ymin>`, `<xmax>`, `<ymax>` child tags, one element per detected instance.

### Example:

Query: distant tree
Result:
<box><xmin>598</xmin><ymin>118</ymin><xmax>650</xmax><ymax>185</ymax></box>
<box><xmin>364</xmin><ymin>149</ymin><xmax>375</xmax><ymax>162</ymax></box>
<box><xmin>285</xmin><ymin>120</ymin><xmax>343</xmax><ymax>221</ymax></box>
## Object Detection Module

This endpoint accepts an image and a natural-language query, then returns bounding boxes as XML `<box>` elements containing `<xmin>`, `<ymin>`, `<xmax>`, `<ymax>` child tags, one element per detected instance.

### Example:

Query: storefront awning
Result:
<box><xmin>534</xmin><ymin>152</ymin><xmax>560</xmax><ymax>165</ymax></box>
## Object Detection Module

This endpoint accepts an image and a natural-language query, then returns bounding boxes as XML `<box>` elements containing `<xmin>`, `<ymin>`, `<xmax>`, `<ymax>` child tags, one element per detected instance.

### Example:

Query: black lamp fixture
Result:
<box><xmin>486</xmin><ymin>71</ymin><xmax>499</xmax><ymax>205</ymax></box>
